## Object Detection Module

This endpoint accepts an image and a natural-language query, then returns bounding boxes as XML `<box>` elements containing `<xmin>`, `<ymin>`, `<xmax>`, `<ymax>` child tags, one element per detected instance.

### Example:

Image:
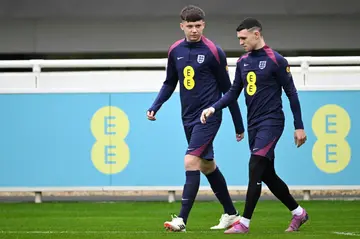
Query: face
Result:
<box><xmin>180</xmin><ymin>20</ymin><xmax>205</xmax><ymax>42</ymax></box>
<box><xmin>237</xmin><ymin>29</ymin><xmax>260</xmax><ymax>52</ymax></box>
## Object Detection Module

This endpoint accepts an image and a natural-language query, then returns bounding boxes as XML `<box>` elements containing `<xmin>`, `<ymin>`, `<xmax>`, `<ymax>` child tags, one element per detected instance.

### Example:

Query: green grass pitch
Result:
<box><xmin>0</xmin><ymin>200</ymin><xmax>359</xmax><ymax>238</ymax></box>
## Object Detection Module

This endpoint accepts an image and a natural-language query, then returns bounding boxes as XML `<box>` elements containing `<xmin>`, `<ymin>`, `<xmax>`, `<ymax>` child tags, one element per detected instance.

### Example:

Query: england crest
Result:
<box><xmin>259</xmin><ymin>60</ymin><xmax>267</xmax><ymax>69</ymax></box>
<box><xmin>197</xmin><ymin>55</ymin><xmax>205</xmax><ymax>64</ymax></box>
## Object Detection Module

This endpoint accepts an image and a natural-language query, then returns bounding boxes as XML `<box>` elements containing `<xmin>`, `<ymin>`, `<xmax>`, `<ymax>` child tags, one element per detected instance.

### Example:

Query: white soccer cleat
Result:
<box><xmin>164</xmin><ymin>214</ymin><xmax>186</xmax><ymax>232</ymax></box>
<box><xmin>210</xmin><ymin>213</ymin><xmax>241</xmax><ymax>230</ymax></box>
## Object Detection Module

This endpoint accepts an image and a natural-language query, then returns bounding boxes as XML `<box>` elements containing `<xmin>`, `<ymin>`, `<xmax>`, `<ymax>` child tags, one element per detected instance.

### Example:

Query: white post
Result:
<box><xmin>35</xmin><ymin>191</ymin><xmax>42</xmax><ymax>203</ymax></box>
<box><xmin>300</xmin><ymin>60</ymin><xmax>309</xmax><ymax>86</ymax></box>
<box><xmin>168</xmin><ymin>190</ymin><xmax>176</xmax><ymax>203</ymax></box>
<box><xmin>303</xmin><ymin>190</ymin><xmax>311</xmax><ymax>201</ymax></box>
<box><xmin>32</xmin><ymin>64</ymin><xmax>41</xmax><ymax>88</ymax></box>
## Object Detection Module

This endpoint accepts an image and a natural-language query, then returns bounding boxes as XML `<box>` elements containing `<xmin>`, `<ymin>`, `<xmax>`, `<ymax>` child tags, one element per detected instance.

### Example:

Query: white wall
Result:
<box><xmin>1</xmin><ymin>57</ymin><xmax>360</xmax><ymax>92</ymax></box>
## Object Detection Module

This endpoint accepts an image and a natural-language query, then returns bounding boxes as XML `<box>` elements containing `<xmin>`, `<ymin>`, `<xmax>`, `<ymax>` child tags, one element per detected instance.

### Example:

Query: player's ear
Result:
<box><xmin>254</xmin><ymin>31</ymin><xmax>260</xmax><ymax>40</ymax></box>
<box><xmin>202</xmin><ymin>21</ymin><xmax>206</xmax><ymax>28</ymax></box>
<box><xmin>180</xmin><ymin>22</ymin><xmax>184</xmax><ymax>30</ymax></box>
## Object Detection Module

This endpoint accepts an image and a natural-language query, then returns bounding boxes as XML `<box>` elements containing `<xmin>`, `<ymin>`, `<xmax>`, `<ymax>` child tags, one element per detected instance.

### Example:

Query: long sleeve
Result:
<box><xmin>212</xmin><ymin>61</ymin><xmax>244</xmax><ymax>115</ymax></box>
<box><xmin>276</xmin><ymin>57</ymin><xmax>304</xmax><ymax>129</ymax></box>
<box><xmin>214</xmin><ymin>49</ymin><xmax>244</xmax><ymax>134</ymax></box>
<box><xmin>148</xmin><ymin>51</ymin><xmax>178</xmax><ymax>113</ymax></box>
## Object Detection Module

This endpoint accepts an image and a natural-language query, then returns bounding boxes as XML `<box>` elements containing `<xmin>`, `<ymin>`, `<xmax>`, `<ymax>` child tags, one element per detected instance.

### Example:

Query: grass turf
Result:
<box><xmin>0</xmin><ymin>200</ymin><xmax>359</xmax><ymax>239</ymax></box>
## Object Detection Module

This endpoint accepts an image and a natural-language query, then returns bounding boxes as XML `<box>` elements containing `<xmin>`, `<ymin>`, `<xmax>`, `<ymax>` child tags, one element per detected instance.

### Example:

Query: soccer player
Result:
<box><xmin>147</xmin><ymin>5</ymin><xmax>245</xmax><ymax>232</ymax></box>
<box><xmin>200</xmin><ymin>18</ymin><xmax>309</xmax><ymax>234</ymax></box>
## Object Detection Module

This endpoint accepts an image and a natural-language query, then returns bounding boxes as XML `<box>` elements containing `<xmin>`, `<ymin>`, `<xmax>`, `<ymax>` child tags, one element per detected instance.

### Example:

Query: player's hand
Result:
<box><xmin>147</xmin><ymin>110</ymin><xmax>156</xmax><ymax>121</ymax></box>
<box><xmin>200</xmin><ymin>107</ymin><xmax>215</xmax><ymax>124</ymax></box>
<box><xmin>294</xmin><ymin>129</ymin><xmax>307</xmax><ymax>148</ymax></box>
<box><xmin>236</xmin><ymin>132</ymin><xmax>244</xmax><ymax>142</ymax></box>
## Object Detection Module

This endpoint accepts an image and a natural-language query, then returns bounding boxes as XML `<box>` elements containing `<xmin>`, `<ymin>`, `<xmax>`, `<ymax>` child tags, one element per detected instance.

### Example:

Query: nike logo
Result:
<box><xmin>244</xmin><ymin>63</ymin><xmax>249</xmax><ymax>66</ymax></box>
<box><xmin>177</xmin><ymin>57</ymin><xmax>184</xmax><ymax>60</ymax></box>
<box><xmin>179</xmin><ymin>224</ymin><xmax>186</xmax><ymax>230</ymax></box>
<box><xmin>257</xmin><ymin>182</ymin><xmax>262</xmax><ymax>185</ymax></box>
<box><xmin>253</xmin><ymin>148</ymin><xmax>259</xmax><ymax>151</ymax></box>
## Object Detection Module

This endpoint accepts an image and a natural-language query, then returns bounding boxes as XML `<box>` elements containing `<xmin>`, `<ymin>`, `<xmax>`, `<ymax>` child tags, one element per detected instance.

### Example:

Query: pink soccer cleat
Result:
<box><xmin>224</xmin><ymin>222</ymin><xmax>249</xmax><ymax>234</ymax></box>
<box><xmin>285</xmin><ymin>209</ymin><xmax>309</xmax><ymax>232</ymax></box>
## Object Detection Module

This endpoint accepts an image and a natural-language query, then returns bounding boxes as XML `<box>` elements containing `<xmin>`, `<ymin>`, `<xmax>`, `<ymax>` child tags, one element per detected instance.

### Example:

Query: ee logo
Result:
<box><xmin>183</xmin><ymin>66</ymin><xmax>195</xmax><ymax>90</ymax></box>
<box><xmin>246</xmin><ymin>72</ymin><xmax>257</xmax><ymax>96</ymax></box>
<box><xmin>90</xmin><ymin>106</ymin><xmax>130</xmax><ymax>174</ymax></box>
<box><xmin>312</xmin><ymin>104</ymin><xmax>351</xmax><ymax>174</ymax></box>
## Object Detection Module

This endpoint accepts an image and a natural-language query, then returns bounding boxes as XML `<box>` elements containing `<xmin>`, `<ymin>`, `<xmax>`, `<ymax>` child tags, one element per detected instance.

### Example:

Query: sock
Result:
<box><xmin>262</xmin><ymin>165</ymin><xmax>299</xmax><ymax>212</ymax></box>
<box><xmin>291</xmin><ymin>205</ymin><xmax>304</xmax><ymax>216</ymax></box>
<box><xmin>240</xmin><ymin>217</ymin><xmax>250</xmax><ymax>228</ymax></box>
<box><xmin>242</xmin><ymin>178</ymin><xmax>262</xmax><ymax>219</ymax></box>
<box><xmin>206</xmin><ymin>167</ymin><xmax>237</xmax><ymax>215</ymax></box>
<box><xmin>242</xmin><ymin>155</ymin><xmax>268</xmax><ymax>219</ymax></box>
<box><xmin>179</xmin><ymin>170</ymin><xmax>200</xmax><ymax>224</ymax></box>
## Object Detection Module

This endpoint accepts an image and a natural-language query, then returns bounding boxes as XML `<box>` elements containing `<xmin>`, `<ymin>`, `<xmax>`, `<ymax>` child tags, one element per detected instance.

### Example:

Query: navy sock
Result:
<box><xmin>206</xmin><ymin>167</ymin><xmax>237</xmax><ymax>215</ymax></box>
<box><xmin>179</xmin><ymin>170</ymin><xmax>200</xmax><ymax>224</ymax></box>
<box><xmin>243</xmin><ymin>155</ymin><xmax>268</xmax><ymax>219</ymax></box>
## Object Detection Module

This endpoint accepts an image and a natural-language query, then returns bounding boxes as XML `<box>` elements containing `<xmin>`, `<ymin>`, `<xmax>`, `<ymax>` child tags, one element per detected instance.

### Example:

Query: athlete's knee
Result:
<box><xmin>248</xmin><ymin>155</ymin><xmax>268</xmax><ymax>182</ymax></box>
<box><xmin>262</xmin><ymin>162</ymin><xmax>277</xmax><ymax>182</ymax></box>
<box><xmin>184</xmin><ymin>154</ymin><xmax>201</xmax><ymax>171</ymax></box>
<box><xmin>200</xmin><ymin>159</ymin><xmax>216</xmax><ymax>175</ymax></box>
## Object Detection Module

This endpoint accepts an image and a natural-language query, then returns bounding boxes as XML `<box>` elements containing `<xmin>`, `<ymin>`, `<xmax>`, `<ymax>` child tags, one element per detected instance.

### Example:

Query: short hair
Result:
<box><xmin>180</xmin><ymin>5</ymin><xmax>205</xmax><ymax>22</ymax></box>
<box><xmin>236</xmin><ymin>17</ymin><xmax>263</xmax><ymax>32</ymax></box>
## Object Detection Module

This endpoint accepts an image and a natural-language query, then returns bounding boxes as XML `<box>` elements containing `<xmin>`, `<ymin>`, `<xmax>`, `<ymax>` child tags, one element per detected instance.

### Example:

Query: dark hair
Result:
<box><xmin>236</xmin><ymin>17</ymin><xmax>262</xmax><ymax>32</ymax></box>
<box><xmin>180</xmin><ymin>5</ymin><xmax>205</xmax><ymax>22</ymax></box>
